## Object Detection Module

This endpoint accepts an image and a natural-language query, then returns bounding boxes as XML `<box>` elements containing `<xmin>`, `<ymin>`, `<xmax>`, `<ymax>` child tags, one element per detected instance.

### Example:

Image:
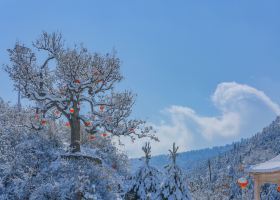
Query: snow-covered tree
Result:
<box><xmin>5</xmin><ymin>32</ymin><xmax>157</xmax><ymax>152</ymax></box>
<box><xmin>127</xmin><ymin>142</ymin><xmax>161</xmax><ymax>200</ymax></box>
<box><xmin>157</xmin><ymin>143</ymin><xmax>192</xmax><ymax>200</ymax></box>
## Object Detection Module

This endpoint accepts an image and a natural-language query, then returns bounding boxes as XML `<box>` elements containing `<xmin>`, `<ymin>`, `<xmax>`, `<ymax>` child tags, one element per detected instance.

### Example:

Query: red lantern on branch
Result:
<box><xmin>88</xmin><ymin>135</ymin><xmax>96</xmax><ymax>141</ymax></box>
<box><xmin>35</xmin><ymin>114</ymin><xmax>39</xmax><ymax>120</ymax></box>
<box><xmin>65</xmin><ymin>122</ymin><xmax>70</xmax><ymax>127</ymax></box>
<box><xmin>101</xmin><ymin>133</ymin><xmax>107</xmax><ymax>137</ymax></box>
<box><xmin>99</xmin><ymin>105</ymin><xmax>105</xmax><ymax>112</ymax></box>
<box><xmin>54</xmin><ymin>110</ymin><xmax>61</xmax><ymax>117</ymax></box>
<box><xmin>69</xmin><ymin>108</ymin><xmax>74</xmax><ymax>114</ymax></box>
<box><xmin>237</xmin><ymin>177</ymin><xmax>248</xmax><ymax>190</ymax></box>
<box><xmin>41</xmin><ymin>119</ymin><xmax>47</xmax><ymax>126</ymax></box>
<box><xmin>129</xmin><ymin>128</ymin><xmax>135</xmax><ymax>133</ymax></box>
<box><xmin>85</xmin><ymin>121</ymin><xmax>92</xmax><ymax>127</ymax></box>
<box><xmin>74</xmin><ymin>79</ymin><xmax>80</xmax><ymax>84</ymax></box>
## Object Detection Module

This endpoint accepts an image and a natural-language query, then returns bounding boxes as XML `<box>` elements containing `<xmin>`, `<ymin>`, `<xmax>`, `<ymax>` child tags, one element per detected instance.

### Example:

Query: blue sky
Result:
<box><xmin>1</xmin><ymin>1</ymin><xmax>280</xmax><ymax>157</ymax></box>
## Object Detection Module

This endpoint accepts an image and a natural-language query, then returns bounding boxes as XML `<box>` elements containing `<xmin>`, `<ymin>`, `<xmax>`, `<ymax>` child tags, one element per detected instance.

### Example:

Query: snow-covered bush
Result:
<box><xmin>0</xmin><ymin>99</ymin><xmax>129</xmax><ymax>199</ymax></box>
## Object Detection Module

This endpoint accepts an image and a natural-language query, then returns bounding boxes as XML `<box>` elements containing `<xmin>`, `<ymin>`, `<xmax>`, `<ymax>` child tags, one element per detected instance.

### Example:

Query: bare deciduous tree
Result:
<box><xmin>5</xmin><ymin>32</ymin><xmax>157</xmax><ymax>152</ymax></box>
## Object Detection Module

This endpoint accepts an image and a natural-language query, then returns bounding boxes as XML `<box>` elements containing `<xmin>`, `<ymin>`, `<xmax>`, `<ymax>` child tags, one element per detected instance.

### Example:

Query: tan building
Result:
<box><xmin>247</xmin><ymin>155</ymin><xmax>280</xmax><ymax>200</ymax></box>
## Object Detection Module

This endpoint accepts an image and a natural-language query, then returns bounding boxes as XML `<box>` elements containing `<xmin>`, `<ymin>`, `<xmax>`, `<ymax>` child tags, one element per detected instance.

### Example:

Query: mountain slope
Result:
<box><xmin>188</xmin><ymin>116</ymin><xmax>280</xmax><ymax>199</ymax></box>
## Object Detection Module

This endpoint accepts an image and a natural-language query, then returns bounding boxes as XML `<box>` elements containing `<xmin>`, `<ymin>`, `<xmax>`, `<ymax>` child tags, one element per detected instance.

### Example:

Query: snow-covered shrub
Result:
<box><xmin>0</xmin><ymin>98</ymin><xmax>129</xmax><ymax>199</ymax></box>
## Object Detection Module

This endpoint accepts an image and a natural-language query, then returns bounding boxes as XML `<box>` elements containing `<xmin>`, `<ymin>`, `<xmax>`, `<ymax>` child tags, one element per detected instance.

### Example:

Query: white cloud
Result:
<box><xmin>212</xmin><ymin>82</ymin><xmax>280</xmax><ymax>114</ymax></box>
<box><xmin>121</xmin><ymin>82</ymin><xmax>280</xmax><ymax>158</ymax></box>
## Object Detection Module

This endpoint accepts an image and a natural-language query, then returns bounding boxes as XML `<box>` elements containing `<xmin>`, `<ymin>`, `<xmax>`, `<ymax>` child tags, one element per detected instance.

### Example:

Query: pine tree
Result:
<box><xmin>157</xmin><ymin>143</ymin><xmax>192</xmax><ymax>200</ymax></box>
<box><xmin>127</xmin><ymin>142</ymin><xmax>161</xmax><ymax>200</ymax></box>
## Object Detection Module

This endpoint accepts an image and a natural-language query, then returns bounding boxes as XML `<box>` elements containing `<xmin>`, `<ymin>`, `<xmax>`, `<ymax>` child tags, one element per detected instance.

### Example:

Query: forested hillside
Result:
<box><xmin>188</xmin><ymin>116</ymin><xmax>280</xmax><ymax>199</ymax></box>
<box><xmin>130</xmin><ymin>145</ymin><xmax>232</xmax><ymax>173</ymax></box>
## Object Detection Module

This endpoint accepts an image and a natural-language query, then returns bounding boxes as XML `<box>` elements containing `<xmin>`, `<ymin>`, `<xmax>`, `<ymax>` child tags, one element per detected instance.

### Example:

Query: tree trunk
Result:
<box><xmin>70</xmin><ymin>106</ymin><xmax>81</xmax><ymax>152</ymax></box>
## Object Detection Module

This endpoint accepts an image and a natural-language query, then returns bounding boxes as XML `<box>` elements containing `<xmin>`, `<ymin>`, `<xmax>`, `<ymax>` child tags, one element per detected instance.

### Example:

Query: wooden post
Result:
<box><xmin>253</xmin><ymin>175</ymin><xmax>260</xmax><ymax>200</ymax></box>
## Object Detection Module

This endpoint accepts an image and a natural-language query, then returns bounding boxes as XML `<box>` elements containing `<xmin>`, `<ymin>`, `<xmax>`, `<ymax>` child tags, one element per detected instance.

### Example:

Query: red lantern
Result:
<box><xmin>69</xmin><ymin>108</ymin><xmax>74</xmax><ymax>114</ymax></box>
<box><xmin>65</xmin><ymin>122</ymin><xmax>70</xmax><ymax>127</ymax></box>
<box><xmin>129</xmin><ymin>128</ymin><xmax>135</xmax><ymax>133</ymax></box>
<box><xmin>54</xmin><ymin>110</ymin><xmax>61</xmax><ymax>117</ymax></box>
<box><xmin>88</xmin><ymin>135</ymin><xmax>96</xmax><ymax>141</ymax></box>
<box><xmin>41</xmin><ymin>119</ymin><xmax>47</xmax><ymax>126</ymax></box>
<box><xmin>277</xmin><ymin>185</ymin><xmax>280</xmax><ymax>192</ymax></box>
<box><xmin>101</xmin><ymin>133</ymin><xmax>107</xmax><ymax>137</ymax></box>
<box><xmin>85</xmin><ymin>121</ymin><xmax>92</xmax><ymax>127</ymax></box>
<box><xmin>35</xmin><ymin>114</ymin><xmax>39</xmax><ymax>120</ymax></box>
<box><xmin>99</xmin><ymin>105</ymin><xmax>105</xmax><ymax>112</ymax></box>
<box><xmin>237</xmin><ymin>177</ymin><xmax>248</xmax><ymax>189</ymax></box>
<box><xmin>74</xmin><ymin>79</ymin><xmax>80</xmax><ymax>84</ymax></box>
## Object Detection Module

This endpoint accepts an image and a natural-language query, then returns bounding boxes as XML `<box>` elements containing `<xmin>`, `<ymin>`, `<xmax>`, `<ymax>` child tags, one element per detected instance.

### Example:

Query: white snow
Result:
<box><xmin>247</xmin><ymin>154</ymin><xmax>280</xmax><ymax>173</ymax></box>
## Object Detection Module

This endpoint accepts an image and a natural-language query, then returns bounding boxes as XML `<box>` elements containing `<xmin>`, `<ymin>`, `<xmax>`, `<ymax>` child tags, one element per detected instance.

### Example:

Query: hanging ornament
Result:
<box><xmin>237</xmin><ymin>177</ymin><xmax>248</xmax><ymax>190</ymax></box>
<box><xmin>41</xmin><ymin>119</ymin><xmax>47</xmax><ymax>126</ymax></box>
<box><xmin>65</xmin><ymin>121</ymin><xmax>71</xmax><ymax>127</ymax></box>
<box><xmin>69</xmin><ymin>108</ymin><xmax>74</xmax><ymax>114</ymax></box>
<box><xmin>74</xmin><ymin>79</ymin><xmax>81</xmax><ymax>84</ymax></box>
<box><xmin>101</xmin><ymin>133</ymin><xmax>107</xmax><ymax>137</ymax></box>
<box><xmin>88</xmin><ymin>135</ymin><xmax>96</xmax><ymax>141</ymax></box>
<box><xmin>99</xmin><ymin>105</ymin><xmax>105</xmax><ymax>112</ymax></box>
<box><xmin>129</xmin><ymin>128</ymin><xmax>135</xmax><ymax>133</ymax></box>
<box><xmin>54</xmin><ymin>110</ymin><xmax>61</xmax><ymax>117</ymax></box>
<box><xmin>35</xmin><ymin>113</ymin><xmax>39</xmax><ymax>120</ymax></box>
<box><xmin>85</xmin><ymin>121</ymin><xmax>92</xmax><ymax>127</ymax></box>
<box><xmin>277</xmin><ymin>185</ymin><xmax>280</xmax><ymax>192</ymax></box>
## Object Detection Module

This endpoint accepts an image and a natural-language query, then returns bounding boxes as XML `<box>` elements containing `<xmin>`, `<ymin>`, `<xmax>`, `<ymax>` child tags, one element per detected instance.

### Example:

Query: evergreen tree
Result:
<box><xmin>127</xmin><ymin>142</ymin><xmax>161</xmax><ymax>200</ymax></box>
<box><xmin>157</xmin><ymin>143</ymin><xmax>192</xmax><ymax>200</ymax></box>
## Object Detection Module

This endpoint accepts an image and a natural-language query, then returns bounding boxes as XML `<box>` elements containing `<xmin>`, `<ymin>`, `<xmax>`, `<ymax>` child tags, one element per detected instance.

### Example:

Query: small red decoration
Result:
<box><xmin>41</xmin><ymin>119</ymin><xmax>47</xmax><ymax>126</ymax></box>
<box><xmin>65</xmin><ymin>122</ymin><xmax>70</xmax><ymax>127</ymax></box>
<box><xmin>85</xmin><ymin>121</ymin><xmax>92</xmax><ymax>127</ymax></box>
<box><xmin>88</xmin><ymin>135</ymin><xmax>96</xmax><ymax>141</ymax></box>
<box><xmin>99</xmin><ymin>105</ymin><xmax>105</xmax><ymax>112</ymax></box>
<box><xmin>54</xmin><ymin>110</ymin><xmax>61</xmax><ymax>117</ymax></box>
<box><xmin>129</xmin><ymin>128</ymin><xmax>135</xmax><ymax>133</ymax></box>
<box><xmin>101</xmin><ymin>133</ymin><xmax>107</xmax><ymax>137</ymax></box>
<box><xmin>35</xmin><ymin>114</ymin><xmax>39</xmax><ymax>120</ymax></box>
<box><xmin>74</xmin><ymin>79</ymin><xmax>81</xmax><ymax>84</ymax></box>
<box><xmin>237</xmin><ymin>177</ymin><xmax>248</xmax><ymax>189</ymax></box>
<box><xmin>277</xmin><ymin>185</ymin><xmax>280</xmax><ymax>192</ymax></box>
<box><xmin>69</xmin><ymin>108</ymin><xmax>74</xmax><ymax>114</ymax></box>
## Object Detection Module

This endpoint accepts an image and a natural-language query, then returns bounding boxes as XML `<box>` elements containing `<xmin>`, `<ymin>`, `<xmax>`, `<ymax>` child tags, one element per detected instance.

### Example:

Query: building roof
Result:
<box><xmin>247</xmin><ymin>154</ymin><xmax>280</xmax><ymax>173</ymax></box>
